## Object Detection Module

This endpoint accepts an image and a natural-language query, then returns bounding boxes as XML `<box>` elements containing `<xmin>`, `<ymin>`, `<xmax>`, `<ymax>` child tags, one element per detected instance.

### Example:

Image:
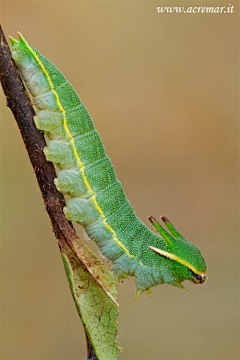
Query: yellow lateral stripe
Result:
<box><xmin>92</xmin><ymin>195</ymin><xmax>134</xmax><ymax>259</ymax></box>
<box><xmin>23</xmin><ymin>36</ymin><xmax>140</xmax><ymax>263</ymax></box>
<box><xmin>149</xmin><ymin>246</ymin><xmax>202</xmax><ymax>275</ymax></box>
<box><xmin>80</xmin><ymin>166</ymin><xmax>94</xmax><ymax>195</ymax></box>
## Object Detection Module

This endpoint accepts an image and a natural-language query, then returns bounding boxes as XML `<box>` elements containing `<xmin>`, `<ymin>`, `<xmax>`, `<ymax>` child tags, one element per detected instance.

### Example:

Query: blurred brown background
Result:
<box><xmin>1</xmin><ymin>1</ymin><xmax>239</xmax><ymax>359</ymax></box>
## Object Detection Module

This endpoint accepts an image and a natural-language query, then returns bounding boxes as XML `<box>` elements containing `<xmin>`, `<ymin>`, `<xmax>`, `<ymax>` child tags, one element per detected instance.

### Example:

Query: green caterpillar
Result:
<box><xmin>10</xmin><ymin>33</ymin><xmax>207</xmax><ymax>299</ymax></box>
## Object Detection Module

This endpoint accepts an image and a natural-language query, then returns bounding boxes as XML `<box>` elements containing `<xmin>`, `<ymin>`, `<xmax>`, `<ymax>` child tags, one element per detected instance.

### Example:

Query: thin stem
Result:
<box><xmin>0</xmin><ymin>24</ymin><xmax>98</xmax><ymax>360</ymax></box>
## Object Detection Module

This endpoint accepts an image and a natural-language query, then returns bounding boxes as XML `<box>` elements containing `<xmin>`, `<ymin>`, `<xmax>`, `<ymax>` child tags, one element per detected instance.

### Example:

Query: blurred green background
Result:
<box><xmin>1</xmin><ymin>1</ymin><xmax>239</xmax><ymax>359</ymax></box>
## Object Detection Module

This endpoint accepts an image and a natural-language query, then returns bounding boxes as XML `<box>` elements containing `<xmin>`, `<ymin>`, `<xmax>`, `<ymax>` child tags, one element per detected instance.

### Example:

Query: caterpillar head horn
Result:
<box><xmin>148</xmin><ymin>216</ymin><xmax>207</xmax><ymax>285</ymax></box>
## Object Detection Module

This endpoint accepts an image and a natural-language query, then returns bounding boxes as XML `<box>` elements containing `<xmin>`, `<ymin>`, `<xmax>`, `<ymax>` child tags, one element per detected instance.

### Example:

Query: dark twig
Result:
<box><xmin>85</xmin><ymin>335</ymin><xmax>98</xmax><ymax>360</ymax></box>
<box><xmin>0</xmin><ymin>24</ymin><xmax>98</xmax><ymax>360</ymax></box>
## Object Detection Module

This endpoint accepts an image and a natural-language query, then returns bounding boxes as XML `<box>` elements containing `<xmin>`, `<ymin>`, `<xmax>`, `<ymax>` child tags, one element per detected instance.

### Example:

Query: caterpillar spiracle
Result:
<box><xmin>10</xmin><ymin>33</ymin><xmax>207</xmax><ymax>298</ymax></box>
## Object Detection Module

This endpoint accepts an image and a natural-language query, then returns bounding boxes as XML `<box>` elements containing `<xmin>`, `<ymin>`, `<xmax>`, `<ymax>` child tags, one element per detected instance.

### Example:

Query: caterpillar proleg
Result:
<box><xmin>10</xmin><ymin>33</ymin><xmax>207</xmax><ymax>297</ymax></box>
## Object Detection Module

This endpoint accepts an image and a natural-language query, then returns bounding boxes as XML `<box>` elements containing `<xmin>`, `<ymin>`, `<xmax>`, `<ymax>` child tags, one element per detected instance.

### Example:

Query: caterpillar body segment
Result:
<box><xmin>10</xmin><ymin>33</ymin><xmax>207</xmax><ymax>294</ymax></box>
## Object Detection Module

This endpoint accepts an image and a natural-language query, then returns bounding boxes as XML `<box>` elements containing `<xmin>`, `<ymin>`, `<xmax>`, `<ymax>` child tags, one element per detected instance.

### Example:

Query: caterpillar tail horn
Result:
<box><xmin>9</xmin><ymin>36</ymin><xmax>18</xmax><ymax>46</ymax></box>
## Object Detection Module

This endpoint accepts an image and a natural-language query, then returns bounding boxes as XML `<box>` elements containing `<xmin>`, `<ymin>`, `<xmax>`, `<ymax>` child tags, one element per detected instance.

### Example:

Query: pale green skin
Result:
<box><xmin>10</xmin><ymin>34</ymin><xmax>207</xmax><ymax>293</ymax></box>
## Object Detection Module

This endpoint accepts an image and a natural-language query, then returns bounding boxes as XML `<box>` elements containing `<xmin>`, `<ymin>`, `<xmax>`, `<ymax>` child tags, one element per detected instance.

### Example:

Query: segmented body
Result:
<box><xmin>11</xmin><ymin>34</ymin><xmax>207</xmax><ymax>293</ymax></box>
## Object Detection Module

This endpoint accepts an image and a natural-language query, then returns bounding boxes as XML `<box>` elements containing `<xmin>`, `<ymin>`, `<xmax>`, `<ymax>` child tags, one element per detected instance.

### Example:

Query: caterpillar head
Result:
<box><xmin>148</xmin><ymin>216</ymin><xmax>207</xmax><ymax>286</ymax></box>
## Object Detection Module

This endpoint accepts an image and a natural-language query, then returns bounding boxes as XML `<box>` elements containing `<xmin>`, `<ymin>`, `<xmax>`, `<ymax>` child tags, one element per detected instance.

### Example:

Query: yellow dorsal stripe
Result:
<box><xmin>23</xmin><ymin>36</ymin><xmax>138</xmax><ymax>262</ymax></box>
<box><xmin>149</xmin><ymin>246</ymin><xmax>202</xmax><ymax>275</ymax></box>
